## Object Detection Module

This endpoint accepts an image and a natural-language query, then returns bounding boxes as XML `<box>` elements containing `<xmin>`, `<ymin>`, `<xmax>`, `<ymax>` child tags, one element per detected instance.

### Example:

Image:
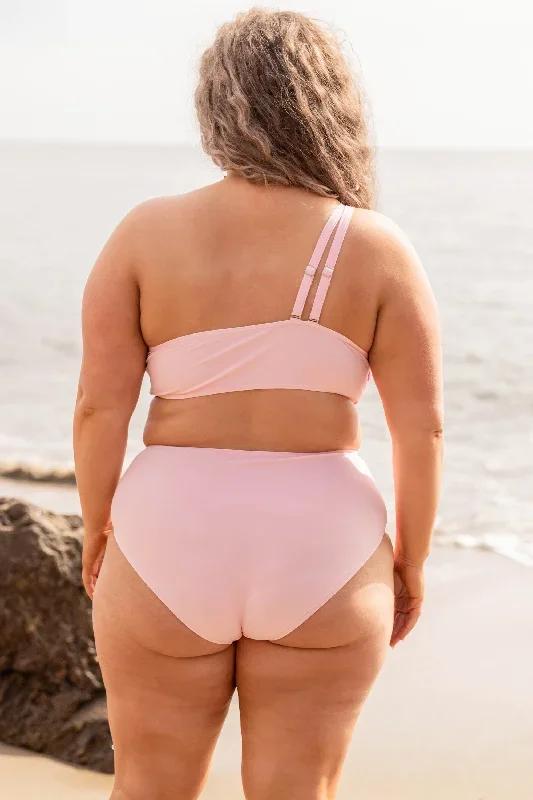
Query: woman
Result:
<box><xmin>74</xmin><ymin>9</ymin><xmax>442</xmax><ymax>800</ymax></box>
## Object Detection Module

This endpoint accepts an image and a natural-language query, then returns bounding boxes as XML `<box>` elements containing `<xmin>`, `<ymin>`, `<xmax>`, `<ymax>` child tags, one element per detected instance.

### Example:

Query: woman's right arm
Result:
<box><xmin>367</xmin><ymin>216</ymin><xmax>444</xmax><ymax>646</ymax></box>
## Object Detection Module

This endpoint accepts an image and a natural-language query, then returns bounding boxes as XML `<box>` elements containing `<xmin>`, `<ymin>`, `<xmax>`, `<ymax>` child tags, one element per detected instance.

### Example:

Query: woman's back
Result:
<box><xmin>75</xmin><ymin>10</ymin><xmax>443</xmax><ymax>799</ymax></box>
<box><xmin>134</xmin><ymin>175</ymin><xmax>386</xmax><ymax>452</ymax></box>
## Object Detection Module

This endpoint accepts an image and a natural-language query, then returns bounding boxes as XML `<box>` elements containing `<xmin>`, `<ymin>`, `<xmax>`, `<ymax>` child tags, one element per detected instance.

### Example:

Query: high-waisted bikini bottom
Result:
<box><xmin>111</xmin><ymin>445</ymin><xmax>387</xmax><ymax>644</ymax></box>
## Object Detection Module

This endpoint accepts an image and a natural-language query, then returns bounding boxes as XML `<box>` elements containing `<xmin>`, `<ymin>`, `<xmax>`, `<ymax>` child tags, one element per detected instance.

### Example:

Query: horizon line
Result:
<box><xmin>1</xmin><ymin>137</ymin><xmax>532</xmax><ymax>152</ymax></box>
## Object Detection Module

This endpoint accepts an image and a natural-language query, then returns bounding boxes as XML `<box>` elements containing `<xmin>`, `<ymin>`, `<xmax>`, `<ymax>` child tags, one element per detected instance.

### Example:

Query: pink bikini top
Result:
<box><xmin>147</xmin><ymin>203</ymin><xmax>370</xmax><ymax>404</ymax></box>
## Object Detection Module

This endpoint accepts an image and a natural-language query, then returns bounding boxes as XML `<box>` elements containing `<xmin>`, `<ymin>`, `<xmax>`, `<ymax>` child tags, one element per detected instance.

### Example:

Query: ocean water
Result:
<box><xmin>0</xmin><ymin>143</ymin><xmax>532</xmax><ymax>564</ymax></box>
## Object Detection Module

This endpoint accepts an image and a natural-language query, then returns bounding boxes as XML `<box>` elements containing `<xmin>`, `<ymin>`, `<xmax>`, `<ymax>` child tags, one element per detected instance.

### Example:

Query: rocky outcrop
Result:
<box><xmin>0</xmin><ymin>498</ymin><xmax>113</xmax><ymax>773</ymax></box>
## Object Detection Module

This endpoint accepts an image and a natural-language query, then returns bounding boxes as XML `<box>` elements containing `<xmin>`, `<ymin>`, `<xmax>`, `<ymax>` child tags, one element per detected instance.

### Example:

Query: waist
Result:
<box><xmin>120</xmin><ymin>445</ymin><xmax>377</xmax><ymax>489</ymax></box>
<box><xmin>143</xmin><ymin>390</ymin><xmax>361</xmax><ymax>453</ymax></box>
<box><xmin>114</xmin><ymin>445</ymin><xmax>384</xmax><ymax>530</ymax></box>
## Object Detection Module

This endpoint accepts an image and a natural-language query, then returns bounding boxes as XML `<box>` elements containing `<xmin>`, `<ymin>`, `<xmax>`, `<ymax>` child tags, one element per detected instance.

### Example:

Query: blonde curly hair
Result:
<box><xmin>195</xmin><ymin>8</ymin><xmax>375</xmax><ymax>209</ymax></box>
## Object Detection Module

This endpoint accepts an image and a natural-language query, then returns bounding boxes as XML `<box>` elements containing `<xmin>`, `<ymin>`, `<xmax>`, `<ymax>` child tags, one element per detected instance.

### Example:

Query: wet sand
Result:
<box><xmin>1</xmin><ymin>483</ymin><xmax>532</xmax><ymax>799</ymax></box>
<box><xmin>0</xmin><ymin>477</ymin><xmax>82</xmax><ymax>514</ymax></box>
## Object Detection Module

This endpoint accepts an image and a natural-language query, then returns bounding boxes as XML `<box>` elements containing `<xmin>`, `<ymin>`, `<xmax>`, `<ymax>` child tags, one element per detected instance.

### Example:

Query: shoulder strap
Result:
<box><xmin>308</xmin><ymin>205</ymin><xmax>354</xmax><ymax>323</ymax></box>
<box><xmin>290</xmin><ymin>204</ymin><xmax>344</xmax><ymax>320</ymax></box>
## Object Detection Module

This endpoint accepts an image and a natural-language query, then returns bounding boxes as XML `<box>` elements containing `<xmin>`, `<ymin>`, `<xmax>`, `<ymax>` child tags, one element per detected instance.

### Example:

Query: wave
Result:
<box><xmin>434</xmin><ymin>531</ymin><xmax>533</xmax><ymax>568</ymax></box>
<box><xmin>0</xmin><ymin>462</ymin><xmax>76</xmax><ymax>485</ymax></box>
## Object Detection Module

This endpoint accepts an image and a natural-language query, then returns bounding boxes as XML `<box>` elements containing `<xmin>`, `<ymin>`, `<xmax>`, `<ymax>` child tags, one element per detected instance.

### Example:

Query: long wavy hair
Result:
<box><xmin>195</xmin><ymin>8</ymin><xmax>375</xmax><ymax>209</ymax></box>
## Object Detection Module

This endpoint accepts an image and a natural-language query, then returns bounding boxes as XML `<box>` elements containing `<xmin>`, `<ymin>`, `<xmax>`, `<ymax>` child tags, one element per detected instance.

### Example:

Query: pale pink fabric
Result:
<box><xmin>146</xmin><ymin>204</ymin><xmax>371</xmax><ymax>402</ymax></box>
<box><xmin>290</xmin><ymin>202</ymin><xmax>345</xmax><ymax>319</ymax></box>
<box><xmin>111</xmin><ymin>204</ymin><xmax>386</xmax><ymax>644</ymax></box>
<box><xmin>147</xmin><ymin>319</ymin><xmax>369</xmax><ymax>402</ymax></box>
<box><xmin>112</xmin><ymin>446</ymin><xmax>386</xmax><ymax>643</ymax></box>
<box><xmin>309</xmin><ymin>205</ymin><xmax>354</xmax><ymax>322</ymax></box>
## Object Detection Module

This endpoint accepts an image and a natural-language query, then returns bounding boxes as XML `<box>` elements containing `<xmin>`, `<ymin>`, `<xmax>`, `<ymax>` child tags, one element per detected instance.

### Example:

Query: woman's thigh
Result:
<box><xmin>237</xmin><ymin>535</ymin><xmax>394</xmax><ymax>800</ymax></box>
<box><xmin>92</xmin><ymin>532</ymin><xmax>235</xmax><ymax>800</ymax></box>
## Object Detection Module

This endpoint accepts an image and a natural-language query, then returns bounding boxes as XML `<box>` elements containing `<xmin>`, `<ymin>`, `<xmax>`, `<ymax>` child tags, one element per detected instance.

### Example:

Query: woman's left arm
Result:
<box><xmin>73</xmin><ymin>208</ymin><xmax>147</xmax><ymax>598</ymax></box>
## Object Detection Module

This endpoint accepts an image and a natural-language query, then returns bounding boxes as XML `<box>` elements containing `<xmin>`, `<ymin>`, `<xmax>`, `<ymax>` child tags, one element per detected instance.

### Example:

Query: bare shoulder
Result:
<box><xmin>110</xmin><ymin>185</ymin><xmax>217</xmax><ymax>265</ymax></box>
<box><xmin>347</xmin><ymin>209</ymin><xmax>438</xmax><ymax>328</ymax></box>
<box><xmin>348</xmin><ymin>209</ymin><xmax>424</xmax><ymax>282</ymax></box>
<box><xmin>120</xmin><ymin>186</ymin><xmax>210</xmax><ymax>232</ymax></box>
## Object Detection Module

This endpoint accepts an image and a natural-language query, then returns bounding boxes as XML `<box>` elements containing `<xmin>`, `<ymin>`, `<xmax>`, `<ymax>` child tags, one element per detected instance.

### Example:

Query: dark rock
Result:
<box><xmin>50</xmin><ymin>695</ymin><xmax>113</xmax><ymax>773</ymax></box>
<box><xmin>0</xmin><ymin>498</ymin><xmax>113</xmax><ymax>773</ymax></box>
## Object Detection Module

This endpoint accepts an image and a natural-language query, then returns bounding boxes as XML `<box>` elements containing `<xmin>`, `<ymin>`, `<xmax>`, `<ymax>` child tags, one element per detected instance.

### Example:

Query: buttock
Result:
<box><xmin>111</xmin><ymin>446</ymin><xmax>387</xmax><ymax>644</ymax></box>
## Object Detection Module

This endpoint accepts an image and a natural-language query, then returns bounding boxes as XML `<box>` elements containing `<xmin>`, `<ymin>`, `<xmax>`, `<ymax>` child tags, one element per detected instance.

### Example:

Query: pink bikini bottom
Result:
<box><xmin>111</xmin><ymin>445</ymin><xmax>387</xmax><ymax>644</ymax></box>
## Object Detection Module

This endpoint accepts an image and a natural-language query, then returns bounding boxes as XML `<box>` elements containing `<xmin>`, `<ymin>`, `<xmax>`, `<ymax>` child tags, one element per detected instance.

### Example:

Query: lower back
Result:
<box><xmin>143</xmin><ymin>391</ymin><xmax>361</xmax><ymax>453</ymax></box>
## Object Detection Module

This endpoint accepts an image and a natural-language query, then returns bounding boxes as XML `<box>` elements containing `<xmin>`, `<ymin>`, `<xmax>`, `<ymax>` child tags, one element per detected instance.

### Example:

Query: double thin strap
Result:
<box><xmin>290</xmin><ymin>204</ymin><xmax>345</xmax><ymax>320</ymax></box>
<box><xmin>309</xmin><ymin>205</ymin><xmax>354</xmax><ymax>322</ymax></box>
<box><xmin>290</xmin><ymin>204</ymin><xmax>354</xmax><ymax>323</ymax></box>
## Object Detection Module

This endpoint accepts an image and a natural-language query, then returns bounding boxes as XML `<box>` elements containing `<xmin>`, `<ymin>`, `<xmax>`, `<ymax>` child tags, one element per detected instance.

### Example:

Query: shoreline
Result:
<box><xmin>0</xmin><ymin>464</ymin><xmax>76</xmax><ymax>486</ymax></box>
<box><xmin>0</xmin><ymin>477</ymin><xmax>82</xmax><ymax>515</ymax></box>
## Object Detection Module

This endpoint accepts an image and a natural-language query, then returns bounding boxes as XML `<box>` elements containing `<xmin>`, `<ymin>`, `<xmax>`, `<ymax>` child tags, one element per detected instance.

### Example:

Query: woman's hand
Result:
<box><xmin>390</xmin><ymin>558</ymin><xmax>425</xmax><ymax>647</ymax></box>
<box><xmin>82</xmin><ymin>524</ymin><xmax>112</xmax><ymax>599</ymax></box>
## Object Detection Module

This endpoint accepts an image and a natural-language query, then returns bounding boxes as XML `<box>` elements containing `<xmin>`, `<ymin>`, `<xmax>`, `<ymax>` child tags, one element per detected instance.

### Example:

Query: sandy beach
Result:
<box><xmin>0</xmin><ymin>478</ymin><xmax>82</xmax><ymax>515</ymax></box>
<box><xmin>1</xmin><ymin>482</ymin><xmax>532</xmax><ymax>799</ymax></box>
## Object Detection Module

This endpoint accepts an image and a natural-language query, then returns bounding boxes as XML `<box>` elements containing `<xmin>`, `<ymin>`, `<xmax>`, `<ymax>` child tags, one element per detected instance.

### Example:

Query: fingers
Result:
<box><xmin>82</xmin><ymin>555</ymin><xmax>104</xmax><ymax>599</ymax></box>
<box><xmin>390</xmin><ymin>615</ymin><xmax>405</xmax><ymax>647</ymax></box>
<box><xmin>82</xmin><ymin>568</ymin><xmax>95</xmax><ymax>600</ymax></box>
<box><xmin>82</xmin><ymin>558</ymin><xmax>102</xmax><ymax>599</ymax></box>
<box><xmin>390</xmin><ymin>608</ymin><xmax>422</xmax><ymax>647</ymax></box>
<box><xmin>390</xmin><ymin>612</ymin><xmax>404</xmax><ymax>646</ymax></box>
<box><xmin>82</xmin><ymin>532</ymin><xmax>108</xmax><ymax>600</ymax></box>
<box><xmin>401</xmin><ymin>608</ymin><xmax>421</xmax><ymax>641</ymax></box>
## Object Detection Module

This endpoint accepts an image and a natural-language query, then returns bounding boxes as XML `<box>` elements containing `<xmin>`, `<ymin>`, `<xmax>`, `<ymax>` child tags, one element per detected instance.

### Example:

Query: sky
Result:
<box><xmin>1</xmin><ymin>0</ymin><xmax>532</xmax><ymax>147</ymax></box>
